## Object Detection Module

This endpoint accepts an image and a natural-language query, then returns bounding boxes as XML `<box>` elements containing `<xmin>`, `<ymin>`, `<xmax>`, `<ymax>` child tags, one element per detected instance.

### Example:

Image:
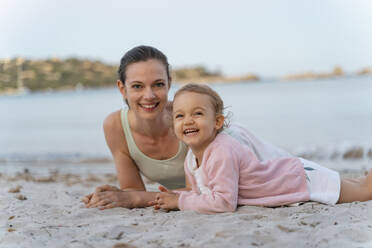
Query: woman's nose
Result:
<box><xmin>143</xmin><ymin>87</ymin><xmax>155</xmax><ymax>99</ymax></box>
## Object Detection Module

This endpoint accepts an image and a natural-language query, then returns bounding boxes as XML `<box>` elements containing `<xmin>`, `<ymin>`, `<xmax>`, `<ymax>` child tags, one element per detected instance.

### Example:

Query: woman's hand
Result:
<box><xmin>85</xmin><ymin>190</ymin><xmax>137</xmax><ymax>210</ymax></box>
<box><xmin>149</xmin><ymin>186</ymin><xmax>180</xmax><ymax>211</ymax></box>
<box><xmin>82</xmin><ymin>184</ymin><xmax>121</xmax><ymax>205</ymax></box>
<box><xmin>82</xmin><ymin>184</ymin><xmax>135</xmax><ymax>210</ymax></box>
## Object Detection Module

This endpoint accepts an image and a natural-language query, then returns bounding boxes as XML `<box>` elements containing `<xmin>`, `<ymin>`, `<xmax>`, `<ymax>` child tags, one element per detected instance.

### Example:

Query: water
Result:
<box><xmin>1</xmin><ymin>76</ymin><xmax>372</xmax><ymax>168</ymax></box>
<box><xmin>213</xmin><ymin>76</ymin><xmax>372</xmax><ymax>158</ymax></box>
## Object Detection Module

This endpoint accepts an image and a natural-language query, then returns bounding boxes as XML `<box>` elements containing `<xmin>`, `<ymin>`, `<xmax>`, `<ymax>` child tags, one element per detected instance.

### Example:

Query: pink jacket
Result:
<box><xmin>178</xmin><ymin>134</ymin><xmax>310</xmax><ymax>214</ymax></box>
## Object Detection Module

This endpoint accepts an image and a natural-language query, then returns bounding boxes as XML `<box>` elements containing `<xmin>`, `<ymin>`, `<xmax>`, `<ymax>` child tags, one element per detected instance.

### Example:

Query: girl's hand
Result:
<box><xmin>149</xmin><ymin>186</ymin><xmax>179</xmax><ymax>211</ymax></box>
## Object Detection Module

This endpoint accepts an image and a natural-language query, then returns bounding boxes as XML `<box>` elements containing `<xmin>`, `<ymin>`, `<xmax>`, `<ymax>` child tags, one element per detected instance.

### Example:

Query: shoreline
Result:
<box><xmin>1</xmin><ymin>73</ymin><xmax>372</xmax><ymax>96</ymax></box>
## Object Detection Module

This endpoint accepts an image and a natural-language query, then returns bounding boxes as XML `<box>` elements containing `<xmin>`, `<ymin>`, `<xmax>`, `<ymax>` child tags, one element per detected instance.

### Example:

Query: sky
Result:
<box><xmin>1</xmin><ymin>0</ymin><xmax>372</xmax><ymax>77</ymax></box>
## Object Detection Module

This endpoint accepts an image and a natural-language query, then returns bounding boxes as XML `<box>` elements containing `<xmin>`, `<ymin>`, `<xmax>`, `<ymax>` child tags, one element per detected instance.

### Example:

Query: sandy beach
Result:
<box><xmin>1</xmin><ymin>163</ymin><xmax>372</xmax><ymax>248</ymax></box>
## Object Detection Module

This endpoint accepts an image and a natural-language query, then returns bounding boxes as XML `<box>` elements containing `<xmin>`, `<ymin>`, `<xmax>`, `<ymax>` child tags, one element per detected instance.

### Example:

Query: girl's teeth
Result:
<box><xmin>184</xmin><ymin>129</ymin><xmax>198</xmax><ymax>134</ymax></box>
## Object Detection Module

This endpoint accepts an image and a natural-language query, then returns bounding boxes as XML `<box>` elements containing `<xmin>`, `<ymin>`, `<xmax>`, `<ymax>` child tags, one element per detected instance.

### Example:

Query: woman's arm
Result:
<box><xmin>84</xmin><ymin>111</ymin><xmax>157</xmax><ymax>209</ymax></box>
<box><xmin>105</xmin><ymin>111</ymin><xmax>144</xmax><ymax>190</ymax></box>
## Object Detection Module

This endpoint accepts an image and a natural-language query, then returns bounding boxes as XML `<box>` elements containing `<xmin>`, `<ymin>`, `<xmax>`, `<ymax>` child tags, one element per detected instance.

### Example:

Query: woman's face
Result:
<box><xmin>120</xmin><ymin>59</ymin><xmax>170</xmax><ymax>120</ymax></box>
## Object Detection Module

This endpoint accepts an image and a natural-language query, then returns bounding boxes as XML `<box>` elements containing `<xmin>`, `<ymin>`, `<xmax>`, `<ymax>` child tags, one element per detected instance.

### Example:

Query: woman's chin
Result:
<box><xmin>140</xmin><ymin>109</ymin><xmax>165</xmax><ymax>120</ymax></box>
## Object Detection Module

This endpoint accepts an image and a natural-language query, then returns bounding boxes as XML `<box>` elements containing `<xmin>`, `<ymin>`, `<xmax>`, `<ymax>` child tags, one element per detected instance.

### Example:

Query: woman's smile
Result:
<box><xmin>122</xmin><ymin>59</ymin><xmax>170</xmax><ymax>119</ymax></box>
<box><xmin>139</xmin><ymin>102</ymin><xmax>160</xmax><ymax>112</ymax></box>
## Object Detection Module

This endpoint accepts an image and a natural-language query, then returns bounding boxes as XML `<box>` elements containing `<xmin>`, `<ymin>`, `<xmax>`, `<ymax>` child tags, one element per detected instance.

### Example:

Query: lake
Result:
<box><xmin>1</xmin><ymin>76</ymin><xmax>372</xmax><ymax>171</ymax></box>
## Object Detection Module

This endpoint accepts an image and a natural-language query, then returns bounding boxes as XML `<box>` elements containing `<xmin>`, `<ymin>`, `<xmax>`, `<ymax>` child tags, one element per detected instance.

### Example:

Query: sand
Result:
<box><xmin>1</xmin><ymin>164</ymin><xmax>372</xmax><ymax>248</ymax></box>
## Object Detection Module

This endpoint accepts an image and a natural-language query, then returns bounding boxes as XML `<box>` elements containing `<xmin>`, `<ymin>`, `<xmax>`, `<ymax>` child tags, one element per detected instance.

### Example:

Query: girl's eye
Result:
<box><xmin>174</xmin><ymin>114</ymin><xmax>183</xmax><ymax>119</ymax></box>
<box><xmin>195</xmin><ymin>111</ymin><xmax>203</xmax><ymax>116</ymax></box>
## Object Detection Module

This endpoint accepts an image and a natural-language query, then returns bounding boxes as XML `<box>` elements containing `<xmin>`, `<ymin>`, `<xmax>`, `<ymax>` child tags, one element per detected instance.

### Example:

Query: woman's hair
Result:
<box><xmin>118</xmin><ymin>45</ymin><xmax>171</xmax><ymax>84</ymax></box>
<box><xmin>173</xmin><ymin>83</ymin><xmax>230</xmax><ymax>132</ymax></box>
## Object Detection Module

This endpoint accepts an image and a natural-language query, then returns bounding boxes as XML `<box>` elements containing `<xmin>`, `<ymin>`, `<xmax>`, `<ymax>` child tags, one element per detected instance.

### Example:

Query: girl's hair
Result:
<box><xmin>118</xmin><ymin>45</ymin><xmax>171</xmax><ymax>84</ymax></box>
<box><xmin>173</xmin><ymin>83</ymin><xmax>230</xmax><ymax>132</ymax></box>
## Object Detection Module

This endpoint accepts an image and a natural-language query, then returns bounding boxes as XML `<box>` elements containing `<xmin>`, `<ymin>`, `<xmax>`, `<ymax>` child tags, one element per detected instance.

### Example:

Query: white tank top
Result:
<box><xmin>121</xmin><ymin>108</ymin><xmax>188</xmax><ymax>189</ymax></box>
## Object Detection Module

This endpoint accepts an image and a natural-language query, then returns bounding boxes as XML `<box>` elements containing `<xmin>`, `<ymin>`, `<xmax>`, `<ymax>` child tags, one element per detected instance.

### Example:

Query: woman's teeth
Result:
<box><xmin>141</xmin><ymin>103</ymin><xmax>157</xmax><ymax>110</ymax></box>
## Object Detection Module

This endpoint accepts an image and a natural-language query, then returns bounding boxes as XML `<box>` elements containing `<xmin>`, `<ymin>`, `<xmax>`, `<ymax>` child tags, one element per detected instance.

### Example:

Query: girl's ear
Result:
<box><xmin>117</xmin><ymin>80</ymin><xmax>127</xmax><ymax>99</ymax></box>
<box><xmin>215</xmin><ymin>114</ymin><xmax>225</xmax><ymax>131</ymax></box>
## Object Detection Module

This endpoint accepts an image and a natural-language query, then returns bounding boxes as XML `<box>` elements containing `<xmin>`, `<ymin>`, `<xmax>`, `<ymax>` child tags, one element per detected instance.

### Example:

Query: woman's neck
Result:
<box><xmin>128</xmin><ymin>109</ymin><xmax>171</xmax><ymax>138</ymax></box>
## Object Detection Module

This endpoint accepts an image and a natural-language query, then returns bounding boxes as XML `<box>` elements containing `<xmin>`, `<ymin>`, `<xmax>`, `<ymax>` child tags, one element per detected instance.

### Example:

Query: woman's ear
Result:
<box><xmin>117</xmin><ymin>80</ymin><xmax>127</xmax><ymax>99</ymax></box>
<box><xmin>215</xmin><ymin>114</ymin><xmax>225</xmax><ymax>131</ymax></box>
<box><xmin>167</xmin><ymin>77</ymin><xmax>172</xmax><ymax>89</ymax></box>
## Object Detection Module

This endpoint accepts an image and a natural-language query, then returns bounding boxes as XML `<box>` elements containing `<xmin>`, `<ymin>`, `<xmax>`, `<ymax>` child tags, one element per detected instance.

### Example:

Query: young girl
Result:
<box><xmin>150</xmin><ymin>83</ymin><xmax>372</xmax><ymax>214</ymax></box>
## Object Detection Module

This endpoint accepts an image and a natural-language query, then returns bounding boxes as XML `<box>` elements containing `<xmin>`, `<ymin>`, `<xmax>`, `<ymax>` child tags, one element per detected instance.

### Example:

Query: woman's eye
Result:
<box><xmin>132</xmin><ymin>84</ymin><xmax>142</xmax><ymax>89</ymax></box>
<box><xmin>155</xmin><ymin>82</ymin><xmax>165</xmax><ymax>87</ymax></box>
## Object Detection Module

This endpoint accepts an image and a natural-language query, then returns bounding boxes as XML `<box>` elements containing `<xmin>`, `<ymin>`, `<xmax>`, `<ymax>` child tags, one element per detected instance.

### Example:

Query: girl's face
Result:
<box><xmin>119</xmin><ymin>59</ymin><xmax>170</xmax><ymax>120</ymax></box>
<box><xmin>173</xmin><ymin>91</ymin><xmax>224</xmax><ymax>152</ymax></box>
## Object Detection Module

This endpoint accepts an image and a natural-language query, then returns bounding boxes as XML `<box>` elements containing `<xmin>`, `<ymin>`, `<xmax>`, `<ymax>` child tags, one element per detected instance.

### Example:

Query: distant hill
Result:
<box><xmin>0</xmin><ymin>58</ymin><xmax>260</xmax><ymax>93</ymax></box>
<box><xmin>5</xmin><ymin>57</ymin><xmax>370</xmax><ymax>94</ymax></box>
<box><xmin>0</xmin><ymin>58</ymin><xmax>117</xmax><ymax>92</ymax></box>
<box><xmin>172</xmin><ymin>65</ymin><xmax>259</xmax><ymax>84</ymax></box>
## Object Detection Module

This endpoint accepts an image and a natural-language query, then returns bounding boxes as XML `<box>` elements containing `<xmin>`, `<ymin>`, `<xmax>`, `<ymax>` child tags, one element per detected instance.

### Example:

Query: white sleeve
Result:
<box><xmin>223</xmin><ymin>123</ymin><xmax>292</xmax><ymax>161</ymax></box>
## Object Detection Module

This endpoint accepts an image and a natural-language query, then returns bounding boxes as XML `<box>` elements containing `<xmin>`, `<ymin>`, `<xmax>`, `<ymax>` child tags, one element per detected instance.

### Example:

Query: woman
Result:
<box><xmin>83</xmin><ymin>45</ymin><xmax>290</xmax><ymax>209</ymax></box>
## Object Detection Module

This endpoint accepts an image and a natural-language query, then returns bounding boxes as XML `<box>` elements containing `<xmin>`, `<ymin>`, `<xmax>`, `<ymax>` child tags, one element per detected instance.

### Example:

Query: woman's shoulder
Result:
<box><xmin>103</xmin><ymin>109</ymin><xmax>129</xmax><ymax>153</ymax></box>
<box><xmin>103</xmin><ymin>110</ymin><xmax>122</xmax><ymax>132</ymax></box>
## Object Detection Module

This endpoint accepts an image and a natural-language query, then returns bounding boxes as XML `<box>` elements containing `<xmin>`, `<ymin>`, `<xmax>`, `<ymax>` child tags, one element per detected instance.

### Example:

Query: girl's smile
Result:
<box><xmin>173</xmin><ymin>91</ymin><xmax>224</xmax><ymax>160</ymax></box>
<box><xmin>183</xmin><ymin>128</ymin><xmax>199</xmax><ymax>136</ymax></box>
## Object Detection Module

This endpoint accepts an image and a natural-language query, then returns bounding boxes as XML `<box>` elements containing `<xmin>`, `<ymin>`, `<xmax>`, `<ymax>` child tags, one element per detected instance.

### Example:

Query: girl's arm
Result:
<box><xmin>178</xmin><ymin>147</ymin><xmax>240</xmax><ymax>214</ymax></box>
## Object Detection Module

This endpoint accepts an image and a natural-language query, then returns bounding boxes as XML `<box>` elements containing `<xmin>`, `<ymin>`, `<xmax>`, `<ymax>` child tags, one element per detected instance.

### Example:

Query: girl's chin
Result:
<box><xmin>184</xmin><ymin>142</ymin><xmax>200</xmax><ymax>151</ymax></box>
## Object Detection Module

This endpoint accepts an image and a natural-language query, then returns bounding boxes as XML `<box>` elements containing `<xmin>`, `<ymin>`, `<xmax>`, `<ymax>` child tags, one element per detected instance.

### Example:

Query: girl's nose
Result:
<box><xmin>184</xmin><ymin>115</ymin><xmax>194</xmax><ymax>125</ymax></box>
